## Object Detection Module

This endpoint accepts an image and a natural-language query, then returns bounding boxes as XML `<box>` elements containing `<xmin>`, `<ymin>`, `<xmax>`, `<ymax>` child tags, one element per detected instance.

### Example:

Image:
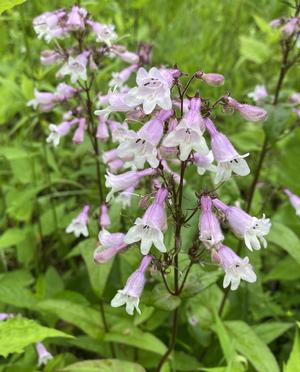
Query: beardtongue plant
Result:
<box><xmin>91</xmin><ymin>59</ymin><xmax>272</xmax><ymax>369</ymax></box>
<box><xmin>26</xmin><ymin>2</ymin><xmax>300</xmax><ymax>372</ymax></box>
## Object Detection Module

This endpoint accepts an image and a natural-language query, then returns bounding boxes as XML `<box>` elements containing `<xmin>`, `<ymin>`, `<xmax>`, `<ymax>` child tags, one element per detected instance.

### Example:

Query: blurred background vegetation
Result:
<box><xmin>1</xmin><ymin>0</ymin><xmax>300</xmax><ymax>371</ymax></box>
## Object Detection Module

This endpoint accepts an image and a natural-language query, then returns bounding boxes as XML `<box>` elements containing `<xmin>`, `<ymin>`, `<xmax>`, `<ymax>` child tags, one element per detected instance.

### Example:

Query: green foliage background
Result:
<box><xmin>0</xmin><ymin>0</ymin><xmax>300</xmax><ymax>371</ymax></box>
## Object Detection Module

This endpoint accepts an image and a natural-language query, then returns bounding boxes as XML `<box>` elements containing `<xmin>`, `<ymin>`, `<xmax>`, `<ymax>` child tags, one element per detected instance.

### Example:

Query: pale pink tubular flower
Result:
<box><xmin>193</xmin><ymin>151</ymin><xmax>216</xmax><ymax>175</ymax></box>
<box><xmin>282</xmin><ymin>17</ymin><xmax>299</xmax><ymax>36</ymax></box>
<box><xmin>0</xmin><ymin>313</ymin><xmax>14</xmax><ymax>321</ymax></box>
<box><xmin>111</xmin><ymin>45</ymin><xmax>140</xmax><ymax>64</ymax></box>
<box><xmin>55</xmin><ymin>83</ymin><xmax>78</xmax><ymax>101</ymax></box>
<box><xmin>117</xmin><ymin>109</ymin><xmax>173</xmax><ymax>169</ymax></box>
<box><xmin>284</xmin><ymin>188</ymin><xmax>300</xmax><ymax>216</ymax></box>
<box><xmin>66</xmin><ymin>204</ymin><xmax>90</xmax><ymax>237</ymax></box>
<box><xmin>109</xmin><ymin>64</ymin><xmax>139</xmax><ymax>89</ymax></box>
<box><xmin>199</xmin><ymin>195</ymin><xmax>224</xmax><ymax>249</ymax></box>
<box><xmin>212</xmin><ymin>198</ymin><xmax>271</xmax><ymax>251</ymax></box>
<box><xmin>269</xmin><ymin>18</ymin><xmax>283</xmax><ymax>28</ymax></box>
<box><xmin>289</xmin><ymin>92</ymin><xmax>300</xmax><ymax>105</ymax></box>
<box><xmin>96</xmin><ymin>115</ymin><xmax>109</xmax><ymax>141</ymax></box>
<box><xmin>124</xmin><ymin>67</ymin><xmax>173</xmax><ymax>114</ymax></box>
<box><xmin>124</xmin><ymin>187</ymin><xmax>168</xmax><ymax>255</ymax></box>
<box><xmin>95</xmin><ymin>91</ymin><xmax>134</xmax><ymax>118</ymax></box>
<box><xmin>105</xmin><ymin>168</ymin><xmax>156</xmax><ymax>202</ymax></box>
<box><xmin>94</xmin><ymin>229</ymin><xmax>127</xmax><ymax>263</ymax></box>
<box><xmin>88</xmin><ymin>21</ymin><xmax>117</xmax><ymax>46</ymax></box>
<box><xmin>27</xmin><ymin>89</ymin><xmax>58</xmax><ymax>112</ymax></box>
<box><xmin>111</xmin><ymin>255</ymin><xmax>152</xmax><ymax>315</ymax></box>
<box><xmin>212</xmin><ymin>244</ymin><xmax>256</xmax><ymax>290</ymax></box>
<box><xmin>248</xmin><ymin>85</ymin><xmax>268</xmax><ymax>104</ymax></box>
<box><xmin>99</xmin><ymin>203</ymin><xmax>110</xmax><ymax>229</ymax></box>
<box><xmin>35</xmin><ymin>342</ymin><xmax>53</xmax><ymax>367</ymax></box>
<box><xmin>66</xmin><ymin>6</ymin><xmax>87</xmax><ymax>30</ymax></box>
<box><xmin>224</xmin><ymin>96</ymin><xmax>268</xmax><ymax>122</ymax></box>
<box><xmin>197</xmin><ymin>71</ymin><xmax>225</xmax><ymax>86</ymax></box>
<box><xmin>293</xmin><ymin>108</ymin><xmax>300</xmax><ymax>118</ymax></box>
<box><xmin>205</xmin><ymin>118</ymin><xmax>250</xmax><ymax>183</ymax></box>
<box><xmin>108</xmin><ymin>159</ymin><xmax>125</xmax><ymax>173</ymax></box>
<box><xmin>163</xmin><ymin>97</ymin><xmax>209</xmax><ymax>161</ymax></box>
<box><xmin>57</xmin><ymin>51</ymin><xmax>89</xmax><ymax>83</ymax></box>
<box><xmin>72</xmin><ymin>118</ymin><xmax>86</xmax><ymax>144</ymax></box>
<box><xmin>40</xmin><ymin>50</ymin><xmax>63</xmax><ymax>65</ymax></box>
<box><xmin>115</xmin><ymin>186</ymin><xmax>136</xmax><ymax>208</ymax></box>
<box><xmin>33</xmin><ymin>10</ymin><xmax>67</xmax><ymax>43</ymax></box>
<box><xmin>107</xmin><ymin>119</ymin><xmax>130</xmax><ymax>142</ymax></box>
<box><xmin>46</xmin><ymin>119</ymin><xmax>78</xmax><ymax>147</ymax></box>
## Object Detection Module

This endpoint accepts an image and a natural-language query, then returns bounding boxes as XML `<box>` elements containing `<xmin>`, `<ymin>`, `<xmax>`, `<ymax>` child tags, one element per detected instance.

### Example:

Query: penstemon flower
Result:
<box><xmin>99</xmin><ymin>203</ymin><xmax>111</xmax><ymax>229</ymax></box>
<box><xmin>35</xmin><ymin>342</ymin><xmax>53</xmax><ymax>367</ymax></box>
<box><xmin>199</xmin><ymin>195</ymin><xmax>224</xmax><ymax>248</ymax></box>
<box><xmin>116</xmin><ymin>109</ymin><xmax>173</xmax><ymax>169</ymax></box>
<box><xmin>124</xmin><ymin>187</ymin><xmax>168</xmax><ymax>254</ymax></box>
<box><xmin>124</xmin><ymin>67</ymin><xmax>173</xmax><ymax>114</ymax></box>
<box><xmin>94</xmin><ymin>229</ymin><xmax>127</xmax><ymax>263</ymax></box>
<box><xmin>46</xmin><ymin>119</ymin><xmax>78</xmax><ymax>147</ymax></box>
<box><xmin>284</xmin><ymin>188</ymin><xmax>300</xmax><ymax>216</ymax></box>
<box><xmin>224</xmin><ymin>96</ymin><xmax>268</xmax><ymax>122</ymax></box>
<box><xmin>193</xmin><ymin>151</ymin><xmax>216</xmax><ymax>175</ymax></box>
<box><xmin>105</xmin><ymin>168</ymin><xmax>156</xmax><ymax>201</ymax></box>
<box><xmin>66</xmin><ymin>205</ymin><xmax>90</xmax><ymax>237</ymax></box>
<box><xmin>162</xmin><ymin>97</ymin><xmax>209</xmax><ymax>161</ymax></box>
<box><xmin>212</xmin><ymin>245</ymin><xmax>257</xmax><ymax>290</ymax></box>
<box><xmin>57</xmin><ymin>51</ymin><xmax>89</xmax><ymax>83</ymax></box>
<box><xmin>111</xmin><ymin>255</ymin><xmax>152</xmax><ymax>315</ymax></box>
<box><xmin>247</xmin><ymin>85</ymin><xmax>268</xmax><ymax>104</ymax></box>
<box><xmin>205</xmin><ymin>117</ymin><xmax>250</xmax><ymax>183</ymax></box>
<box><xmin>213</xmin><ymin>198</ymin><xmax>271</xmax><ymax>251</ymax></box>
<box><xmin>72</xmin><ymin>118</ymin><xmax>86</xmax><ymax>144</ymax></box>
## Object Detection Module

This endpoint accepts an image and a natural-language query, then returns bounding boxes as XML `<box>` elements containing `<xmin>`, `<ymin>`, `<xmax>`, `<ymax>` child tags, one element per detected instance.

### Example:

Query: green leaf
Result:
<box><xmin>36</xmin><ymin>299</ymin><xmax>104</xmax><ymax>339</ymax></box>
<box><xmin>0</xmin><ymin>316</ymin><xmax>71</xmax><ymax>357</ymax></box>
<box><xmin>59</xmin><ymin>359</ymin><xmax>146</xmax><ymax>372</ymax></box>
<box><xmin>268</xmin><ymin>222</ymin><xmax>300</xmax><ymax>265</ymax></box>
<box><xmin>0</xmin><ymin>281</ymin><xmax>37</xmax><ymax>309</ymax></box>
<box><xmin>213</xmin><ymin>312</ymin><xmax>237</xmax><ymax>365</ymax></box>
<box><xmin>284</xmin><ymin>327</ymin><xmax>300</xmax><ymax>372</ymax></box>
<box><xmin>181</xmin><ymin>267</ymin><xmax>221</xmax><ymax>298</ymax></box>
<box><xmin>105</xmin><ymin>325</ymin><xmax>167</xmax><ymax>355</ymax></box>
<box><xmin>0</xmin><ymin>228</ymin><xmax>28</xmax><ymax>251</ymax></box>
<box><xmin>149</xmin><ymin>284</ymin><xmax>181</xmax><ymax>311</ymax></box>
<box><xmin>239</xmin><ymin>36</ymin><xmax>270</xmax><ymax>64</ymax></box>
<box><xmin>263</xmin><ymin>104</ymin><xmax>293</xmax><ymax>141</ymax></box>
<box><xmin>253</xmin><ymin>322</ymin><xmax>293</xmax><ymax>344</ymax></box>
<box><xmin>264</xmin><ymin>257</ymin><xmax>300</xmax><ymax>282</ymax></box>
<box><xmin>225</xmin><ymin>321</ymin><xmax>279</xmax><ymax>372</ymax></box>
<box><xmin>80</xmin><ymin>238</ymin><xmax>114</xmax><ymax>297</ymax></box>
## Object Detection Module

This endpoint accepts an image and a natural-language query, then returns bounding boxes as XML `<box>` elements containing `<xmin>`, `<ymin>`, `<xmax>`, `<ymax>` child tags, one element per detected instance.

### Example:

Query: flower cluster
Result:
<box><xmin>92</xmin><ymin>63</ymin><xmax>270</xmax><ymax>314</ymax></box>
<box><xmin>30</xmin><ymin>6</ymin><xmax>272</xmax><ymax>317</ymax></box>
<box><xmin>270</xmin><ymin>14</ymin><xmax>300</xmax><ymax>46</ymax></box>
<box><xmin>29</xmin><ymin>5</ymin><xmax>143</xmax><ymax>148</ymax></box>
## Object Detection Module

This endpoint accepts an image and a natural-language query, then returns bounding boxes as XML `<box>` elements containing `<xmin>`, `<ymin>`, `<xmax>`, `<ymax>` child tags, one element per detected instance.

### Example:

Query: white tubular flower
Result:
<box><xmin>124</xmin><ymin>67</ymin><xmax>172</xmax><ymax>114</ymax></box>
<box><xmin>213</xmin><ymin>245</ymin><xmax>257</xmax><ymax>290</ymax></box>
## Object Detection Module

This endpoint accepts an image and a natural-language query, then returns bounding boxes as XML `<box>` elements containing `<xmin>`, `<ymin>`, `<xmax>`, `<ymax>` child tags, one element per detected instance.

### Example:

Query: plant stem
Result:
<box><xmin>156</xmin><ymin>160</ymin><xmax>186</xmax><ymax>370</ymax></box>
<box><xmin>83</xmin><ymin>81</ymin><xmax>116</xmax><ymax>358</ymax></box>
<box><xmin>156</xmin><ymin>308</ymin><xmax>179</xmax><ymax>371</ymax></box>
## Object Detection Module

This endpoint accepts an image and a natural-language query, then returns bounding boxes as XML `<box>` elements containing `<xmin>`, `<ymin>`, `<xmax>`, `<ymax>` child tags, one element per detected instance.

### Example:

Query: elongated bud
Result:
<box><xmin>99</xmin><ymin>204</ymin><xmax>110</xmax><ymax>229</ymax></box>
<box><xmin>73</xmin><ymin>118</ymin><xmax>86</xmax><ymax>144</ymax></box>
<box><xmin>197</xmin><ymin>71</ymin><xmax>225</xmax><ymax>86</ymax></box>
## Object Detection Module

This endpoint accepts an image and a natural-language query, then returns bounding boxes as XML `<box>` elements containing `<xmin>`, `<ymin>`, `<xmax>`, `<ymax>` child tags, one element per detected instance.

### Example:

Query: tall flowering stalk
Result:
<box><xmin>91</xmin><ymin>57</ymin><xmax>271</xmax><ymax>369</ymax></box>
<box><xmin>29</xmin><ymin>3</ymin><xmax>300</xmax><ymax>370</ymax></box>
<box><xmin>29</xmin><ymin>5</ymin><xmax>150</xmax><ymax>358</ymax></box>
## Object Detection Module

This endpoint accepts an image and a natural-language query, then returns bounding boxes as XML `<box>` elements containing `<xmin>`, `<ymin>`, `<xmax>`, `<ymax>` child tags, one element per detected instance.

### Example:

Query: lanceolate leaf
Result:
<box><xmin>225</xmin><ymin>321</ymin><xmax>280</xmax><ymax>372</ymax></box>
<box><xmin>0</xmin><ymin>316</ymin><xmax>72</xmax><ymax>357</ymax></box>
<box><xmin>268</xmin><ymin>222</ymin><xmax>300</xmax><ymax>265</ymax></box>
<box><xmin>59</xmin><ymin>359</ymin><xmax>146</xmax><ymax>372</ymax></box>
